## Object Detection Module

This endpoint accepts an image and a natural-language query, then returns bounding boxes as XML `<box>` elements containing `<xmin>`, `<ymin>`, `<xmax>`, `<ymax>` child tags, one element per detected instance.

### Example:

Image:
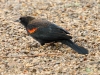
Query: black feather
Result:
<box><xmin>61</xmin><ymin>40</ymin><xmax>88</xmax><ymax>54</ymax></box>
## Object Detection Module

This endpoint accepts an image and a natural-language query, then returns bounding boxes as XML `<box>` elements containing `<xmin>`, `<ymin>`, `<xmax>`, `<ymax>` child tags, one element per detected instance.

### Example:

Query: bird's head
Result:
<box><xmin>15</xmin><ymin>16</ymin><xmax>35</xmax><ymax>27</ymax></box>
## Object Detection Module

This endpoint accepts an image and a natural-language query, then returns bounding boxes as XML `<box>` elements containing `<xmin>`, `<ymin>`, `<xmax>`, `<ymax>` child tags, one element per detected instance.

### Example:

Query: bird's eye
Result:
<box><xmin>20</xmin><ymin>17</ymin><xmax>22</xmax><ymax>20</ymax></box>
<box><xmin>20</xmin><ymin>18</ymin><xmax>26</xmax><ymax>22</ymax></box>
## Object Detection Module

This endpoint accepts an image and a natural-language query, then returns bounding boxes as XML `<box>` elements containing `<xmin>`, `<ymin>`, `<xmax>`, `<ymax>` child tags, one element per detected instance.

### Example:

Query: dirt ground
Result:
<box><xmin>0</xmin><ymin>0</ymin><xmax>100</xmax><ymax>75</ymax></box>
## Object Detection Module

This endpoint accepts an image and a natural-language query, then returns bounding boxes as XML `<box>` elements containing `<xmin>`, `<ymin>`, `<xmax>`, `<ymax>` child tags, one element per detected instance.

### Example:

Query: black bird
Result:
<box><xmin>16</xmin><ymin>16</ymin><xmax>88</xmax><ymax>54</ymax></box>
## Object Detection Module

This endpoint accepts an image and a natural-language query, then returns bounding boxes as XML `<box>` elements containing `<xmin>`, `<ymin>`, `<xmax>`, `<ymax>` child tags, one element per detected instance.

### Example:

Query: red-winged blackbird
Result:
<box><xmin>16</xmin><ymin>16</ymin><xmax>88</xmax><ymax>54</ymax></box>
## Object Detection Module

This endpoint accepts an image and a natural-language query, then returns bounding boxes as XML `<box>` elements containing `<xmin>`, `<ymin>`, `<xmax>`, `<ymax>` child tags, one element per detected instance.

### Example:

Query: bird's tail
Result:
<box><xmin>61</xmin><ymin>40</ymin><xmax>88</xmax><ymax>54</ymax></box>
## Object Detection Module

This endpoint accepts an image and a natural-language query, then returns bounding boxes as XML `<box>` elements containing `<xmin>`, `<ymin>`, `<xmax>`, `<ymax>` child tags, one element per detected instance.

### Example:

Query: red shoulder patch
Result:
<box><xmin>27</xmin><ymin>28</ymin><xmax>37</xmax><ymax>34</ymax></box>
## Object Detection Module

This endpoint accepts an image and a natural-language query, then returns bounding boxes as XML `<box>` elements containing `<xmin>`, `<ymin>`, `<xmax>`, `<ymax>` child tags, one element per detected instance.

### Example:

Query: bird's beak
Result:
<box><xmin>14</xmin><ymin>19</ymin><xmax>20</xmax><ymax>22</ymax></box>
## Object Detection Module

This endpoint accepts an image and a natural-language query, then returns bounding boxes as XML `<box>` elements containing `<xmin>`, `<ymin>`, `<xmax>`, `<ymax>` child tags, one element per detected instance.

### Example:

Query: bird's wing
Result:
<box><xmin>27</xmin><ymin>19</ymin><xmax>72</xmax><ymax>41</ymax></box>
<box><xmin>51</xmin><ymin>24</ymin><xmax>70</xmax><ymax>34</ymax></box>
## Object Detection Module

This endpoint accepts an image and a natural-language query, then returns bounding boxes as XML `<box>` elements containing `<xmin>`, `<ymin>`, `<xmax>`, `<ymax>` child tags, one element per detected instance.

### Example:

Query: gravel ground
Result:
<box><xmin>0</xmin><ymin>0</ymin><xmax>100</xmax><ymax>75</ymax></box>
